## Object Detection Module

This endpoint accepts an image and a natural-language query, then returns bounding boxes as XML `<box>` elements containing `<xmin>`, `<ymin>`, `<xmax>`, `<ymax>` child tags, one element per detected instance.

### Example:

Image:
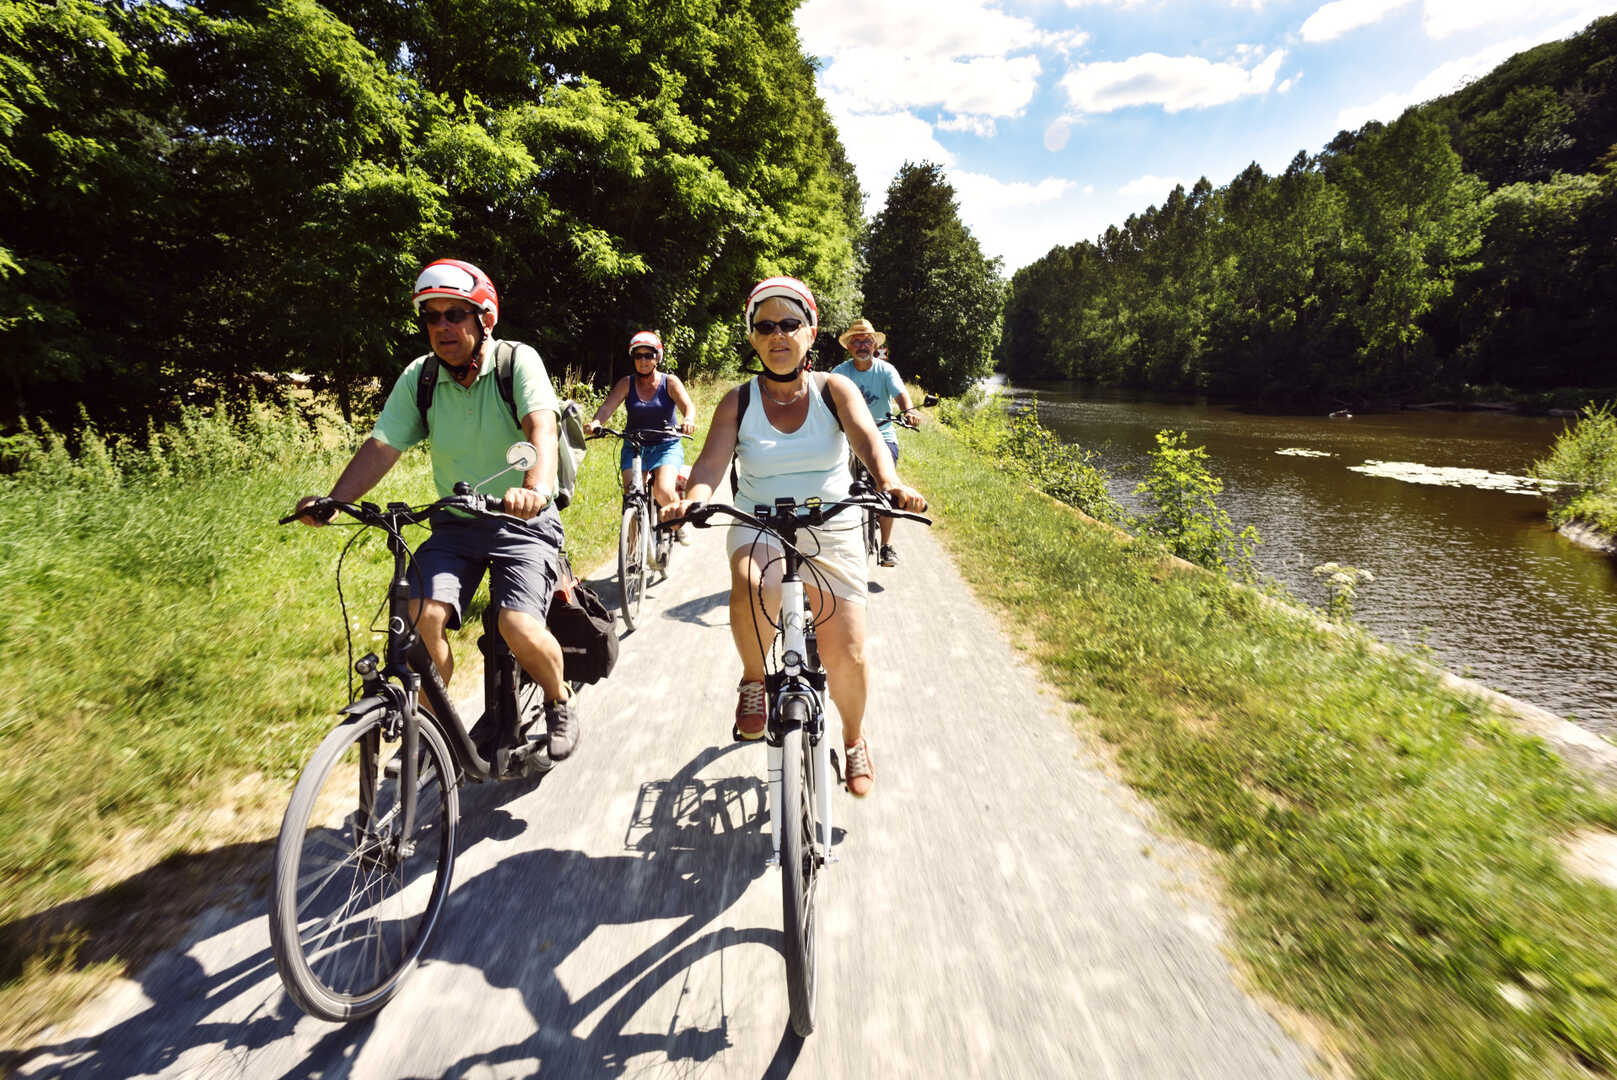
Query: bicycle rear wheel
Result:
<box><xmin>779</xmin><ymin>705</ymin><xmax>821</xmax><ymax>1036</ymax></box>
<box><xmin>618</xmin><ymin>504</ymin><xmax>647</xmax><ymax>630</ymax></box>
<box><xmin>269</xmin><ymin>710</ymin><xmax>458</xmax><ymax>1021</ymax></box>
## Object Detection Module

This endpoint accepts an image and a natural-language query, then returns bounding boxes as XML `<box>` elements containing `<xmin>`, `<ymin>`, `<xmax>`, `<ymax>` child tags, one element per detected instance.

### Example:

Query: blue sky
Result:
<box><xmin>794</xmin><ymin>0</ymin><xmax>1614</xmax><ymax>273</ymax></box>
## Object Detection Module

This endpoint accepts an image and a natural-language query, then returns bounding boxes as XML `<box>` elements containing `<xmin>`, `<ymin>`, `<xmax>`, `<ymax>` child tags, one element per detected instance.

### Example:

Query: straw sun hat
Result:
<box><xmin>837</xmin><ymin>318</ymin><xmax>886</xmax><ymax>349</ymax></box>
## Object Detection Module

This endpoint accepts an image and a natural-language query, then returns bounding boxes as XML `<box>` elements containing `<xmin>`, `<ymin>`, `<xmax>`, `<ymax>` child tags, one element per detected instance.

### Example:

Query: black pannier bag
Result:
<box><xmin>547</xmin><ymin>555</ymin><xmax>619</xmax><ymax>684</ymax></box>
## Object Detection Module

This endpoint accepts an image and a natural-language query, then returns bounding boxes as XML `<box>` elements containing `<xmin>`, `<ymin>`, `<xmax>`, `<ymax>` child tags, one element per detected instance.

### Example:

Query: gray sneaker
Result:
<box><xmin>545</xmin><ymin>697</ymin><xmax>579</xmax><ymax>760</ymax></box>
<box><xmin>878</xmin><ymin>544</ymin><xmax>899</xmax><ymax>568</ymax></box>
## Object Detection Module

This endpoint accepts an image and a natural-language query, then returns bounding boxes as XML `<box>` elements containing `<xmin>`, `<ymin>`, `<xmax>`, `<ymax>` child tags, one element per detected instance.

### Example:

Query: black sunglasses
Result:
<box><xmin>630</xmin><ymin>349</ymin><xmax>658</xmax><ymax>360</ymax></box>
<box><xmin>418</xmin><ymin>307</ymin><xmax>476</xmax><ymax>327</ymax></box>
<box><xmin>750</xmin><ymin>318</ymin><xmax>805</xmax><ymax>336</ymax></box>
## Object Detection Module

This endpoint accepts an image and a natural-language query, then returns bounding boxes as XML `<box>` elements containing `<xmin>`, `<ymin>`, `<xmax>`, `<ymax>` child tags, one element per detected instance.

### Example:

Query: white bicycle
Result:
<box><xmin>672</xmin><ymin>493</ymin><xmax>930</xmax><ymax>1036</ymax></box>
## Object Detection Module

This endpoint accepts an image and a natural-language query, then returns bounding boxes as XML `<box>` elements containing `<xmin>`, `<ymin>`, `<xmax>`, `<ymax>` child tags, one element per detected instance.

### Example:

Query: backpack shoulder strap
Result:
<box><xmin>415</xmin><ymin>354</ymin><xmax>439</xmax><ymax>430</ymax></box>
<box><xmin>729</xmin><ymin>379</ymin><xmax>751</xmax><ymax>497</ymax></box>
<box><xmin>818</xmin><ymin>372</ymin><xmax>841</xmax><ymax>430</ymax></box>
<box><xmin>495</xmin><ymin>341</ymin><xmax>519</xmax><ymax>428</ymax></box>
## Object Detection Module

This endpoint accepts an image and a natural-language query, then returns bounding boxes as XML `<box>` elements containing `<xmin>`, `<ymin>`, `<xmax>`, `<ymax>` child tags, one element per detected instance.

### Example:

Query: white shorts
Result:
<box><xmin>725</xmin><ymin>519</ymin><xmax>868</xmax><ymax>605</ymax></box>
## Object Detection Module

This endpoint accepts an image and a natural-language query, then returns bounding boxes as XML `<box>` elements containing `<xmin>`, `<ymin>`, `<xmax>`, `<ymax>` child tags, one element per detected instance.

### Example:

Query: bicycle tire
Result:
<box><xmin>618</xmin><ymin>503</ymin><xmax>647</xmax><ymax>630</ymax></box>
<box><xmin>779</xmin><ymin>705</ymin><xmax>820</xmax><ymax>1036</ymax></box>
<box><xmin>864</xmin><ymin>505</ymin><xmax>880</xmax><ymax>560</ymax></box>
<box><xmin>268</xmin><ymin>710</ymin><xmax>459</xmax><ymax>1021</ymax></box>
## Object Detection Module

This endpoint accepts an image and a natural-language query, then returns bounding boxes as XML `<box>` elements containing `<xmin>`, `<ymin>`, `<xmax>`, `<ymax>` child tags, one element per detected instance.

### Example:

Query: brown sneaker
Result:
<box><xmin>844</xmin><ymin>737</ymin><xmax>874</xmax><ymax>798</ymax></box>
<box><xmin>735</xmin><ymin>680</ymin><xmax>767</xmax><ymax>740</ymax></box>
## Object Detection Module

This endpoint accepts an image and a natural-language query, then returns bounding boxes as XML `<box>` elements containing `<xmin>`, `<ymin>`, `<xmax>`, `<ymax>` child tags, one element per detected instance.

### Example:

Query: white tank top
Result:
<box><xmin>734</xmin><ymin>373</ymin><xmax>853</xmax><ymax>511</ymax></box>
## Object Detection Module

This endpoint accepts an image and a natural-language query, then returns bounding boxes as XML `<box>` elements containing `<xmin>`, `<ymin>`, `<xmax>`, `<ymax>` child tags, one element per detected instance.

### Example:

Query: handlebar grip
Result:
<box><xmin>280</xmin><ymin>500</ymin><xmax>336</xmax><ymax>525</ymax></box>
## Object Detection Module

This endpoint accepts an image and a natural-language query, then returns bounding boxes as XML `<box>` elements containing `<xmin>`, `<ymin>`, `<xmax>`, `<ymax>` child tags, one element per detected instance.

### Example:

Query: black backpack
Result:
<box><xmin>729</xmin><ymin>372</ymin><xmax>842</xmax><ymax>495</ymax></box>
<box><xmin>546</xmin><ymin>552</ymin><xmax>619</xmax><ymax>684</ymax></box>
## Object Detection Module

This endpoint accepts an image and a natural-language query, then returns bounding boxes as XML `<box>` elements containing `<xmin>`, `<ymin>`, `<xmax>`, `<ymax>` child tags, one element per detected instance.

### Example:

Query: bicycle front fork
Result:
<box><xmin>765</xmin><ymin>713</ymin><xmax>836</xmax><ymax>869</ymax></box>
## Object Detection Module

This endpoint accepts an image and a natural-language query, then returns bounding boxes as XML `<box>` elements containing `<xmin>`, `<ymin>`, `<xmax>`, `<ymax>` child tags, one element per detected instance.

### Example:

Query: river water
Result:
<box><xmin>1006</xmin><ymin>383</ymin><xmax>1617</xmax><ymax>734</ymax></box>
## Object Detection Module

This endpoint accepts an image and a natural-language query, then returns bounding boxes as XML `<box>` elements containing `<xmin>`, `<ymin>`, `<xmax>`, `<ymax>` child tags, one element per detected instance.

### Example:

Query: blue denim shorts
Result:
<box><xmin>883</xmin><ymin>438</ymin><xmax>900</xmax><ymax>465</ymax></box>
<box><xmin>621</xmin><ymin>436</ymin><xmax>684</xmax><ymax>475</ymax></box>
<box><xmin>409</xmin><ymin>510</ymin><xmax>564</xmax><ymax>631</ymax></box>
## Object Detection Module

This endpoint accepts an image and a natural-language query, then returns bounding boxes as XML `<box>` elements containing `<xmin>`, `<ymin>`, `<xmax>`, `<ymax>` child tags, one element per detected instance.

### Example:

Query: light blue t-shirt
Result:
<box><xmin>831</xmin><ymin>357</ymin><xmax>905</xmax><ymax>437</ymax></box>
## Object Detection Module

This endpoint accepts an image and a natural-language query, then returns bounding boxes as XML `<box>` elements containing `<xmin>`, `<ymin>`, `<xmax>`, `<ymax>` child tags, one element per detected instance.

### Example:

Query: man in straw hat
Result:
<box><xmin>832</xmin><ymin>318</ymin><xmax>921</xmax><ymax>567</ymax></box>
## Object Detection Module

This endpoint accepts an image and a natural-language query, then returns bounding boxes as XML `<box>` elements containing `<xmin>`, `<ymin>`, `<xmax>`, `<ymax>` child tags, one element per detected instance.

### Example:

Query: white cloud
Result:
<box><xmin>1043</xmin><ymin>119</ymin><xmax>1072</xmax><ymax>151</ymax></box>
<box><xmin>1336</xmin><ymin>13</ymin><xmax>1599</xmax><ymax>128</ymax></box>
<box><xmin>1039</xmin><ymin>28</ymin><xmax>1093</xmax><ymax>56</ymax></box>
<box><xmin>1420</xmin><ymin>0</ymin><xmax>1613</xmax><ymax>38</ymax></box>
<box><xmin>938</xmin><ymin>114</ymin><xmax>1000</xmax><ymax>137</ymax></box>
<box><xmin>1299</xmin><ymin>0</ymin><xmax>1413</xmax><ymax>43</ymax></box>
<box><xmin>799</xmin><ymin>0</ymin><xmax>1050</xmax><ymax>119</ymax></box>
<box><xmin>1300</xmin><ymin>0</ymin><xmax>1611</xmax><ymax>43</ymax></box>
<box><xmin>818</xmin><ymin>49</ymin><xmax>1042</xmax><ymax>117</ymax></box>
<box><xmin>1118</xmin><ymin>174</ymin><xmax>1188</xmax><ymax>201</ymax></box>
<box><xmin>824</xmin><ymin>100</ymin><xmax>956</xmax><ymax>206</ymax></box>
<box><xmin>1059</xmin><ymin>49</ymin><xmax>1287</xmax><ymax>115</ymax></box>
<box><xmin>948</xmin><ymin>170</ymin><xmax>1098</xmax><ymax>269</ymax></box>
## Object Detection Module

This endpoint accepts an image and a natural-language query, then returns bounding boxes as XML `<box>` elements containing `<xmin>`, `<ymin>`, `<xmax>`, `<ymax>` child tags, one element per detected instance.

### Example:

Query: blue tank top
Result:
<box><xmin>624</xmin><ymin>373</ymin><xmax>677</xmax><ymax>442</ymax></box>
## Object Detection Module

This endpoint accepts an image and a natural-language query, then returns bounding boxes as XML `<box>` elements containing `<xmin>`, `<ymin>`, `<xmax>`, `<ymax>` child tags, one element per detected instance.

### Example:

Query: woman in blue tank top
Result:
<box><xmin>587</xmin><ymin>331</ymin><xmax>696</xmax><ymax>527</ymax></box>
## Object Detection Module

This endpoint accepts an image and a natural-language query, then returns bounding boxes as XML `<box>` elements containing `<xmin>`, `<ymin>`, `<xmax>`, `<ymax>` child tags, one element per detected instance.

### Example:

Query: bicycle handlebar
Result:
<box><xmin>279</xmin><ymin>492</ymin><xmax>522</xmax><ymax>529</ymax></box>
<box><xmin>879</xmin><ymin>412</ymin><xmax>919</xmax><ymax>430</ymax></box>
<box><xmin>588</xmin><ymin>427</ymin><xmax>693</xmax><ymax>445</ymax></box>
<box><xmin>668</xmin><ymin>494</ymin><xmax>931</xmax><ymax>536</ymax></box>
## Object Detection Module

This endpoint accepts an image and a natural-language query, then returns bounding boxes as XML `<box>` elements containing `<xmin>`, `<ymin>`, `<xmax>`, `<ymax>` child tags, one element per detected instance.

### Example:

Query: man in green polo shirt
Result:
<box><xmin>294</xmin><ymin>259</ymin><xmax>579</xmax><ymax>759</ymax></box>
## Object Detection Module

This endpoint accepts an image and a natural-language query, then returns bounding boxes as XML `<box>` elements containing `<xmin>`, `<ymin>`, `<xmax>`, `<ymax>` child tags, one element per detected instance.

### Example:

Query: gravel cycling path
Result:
<box><xmin>16</xmin><ymin>521</ymin><xmax>1319</xmax><ymax>1078</ymax></box>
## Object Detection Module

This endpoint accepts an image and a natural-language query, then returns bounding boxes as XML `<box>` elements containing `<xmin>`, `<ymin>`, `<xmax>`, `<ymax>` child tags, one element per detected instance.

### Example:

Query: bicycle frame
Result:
<box><xmin>766</xmin><ymin>551</ymin><xmax>833</xmax><ymax>869</ymax></box>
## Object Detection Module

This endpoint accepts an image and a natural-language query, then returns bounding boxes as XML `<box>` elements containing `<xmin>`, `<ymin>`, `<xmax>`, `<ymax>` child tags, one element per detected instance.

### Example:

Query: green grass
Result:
<box><xmin>902</xmin><ymin>407</ymin><xmax>1617</xmax><ymax>1079</ymax></box>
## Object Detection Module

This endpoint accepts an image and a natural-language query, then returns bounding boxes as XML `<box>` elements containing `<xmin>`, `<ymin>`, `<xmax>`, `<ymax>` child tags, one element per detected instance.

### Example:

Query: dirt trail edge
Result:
<box><xmin>16</xmin><ymin>522</ymin><xmax>1319</xmax><ymax>1078</ymax></box>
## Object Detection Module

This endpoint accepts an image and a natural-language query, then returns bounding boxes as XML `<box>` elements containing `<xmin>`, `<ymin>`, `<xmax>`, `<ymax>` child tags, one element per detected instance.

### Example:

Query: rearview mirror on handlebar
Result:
<box><xmin>922</xmin><ymin>393</ymin><xmax>939</xmax><ymax>407</ymax></box>
<box><xmin>506</xmin><ymin>441</ymin><xmax>538</xmax><ymax>471</ymax></box>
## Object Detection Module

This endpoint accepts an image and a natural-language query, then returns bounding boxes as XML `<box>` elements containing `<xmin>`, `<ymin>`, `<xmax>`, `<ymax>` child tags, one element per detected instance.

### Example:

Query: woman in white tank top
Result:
<box><xmin>663</xmin><ymin>276</ymin><xmax>927</xmax><ymax>798</ymax></box>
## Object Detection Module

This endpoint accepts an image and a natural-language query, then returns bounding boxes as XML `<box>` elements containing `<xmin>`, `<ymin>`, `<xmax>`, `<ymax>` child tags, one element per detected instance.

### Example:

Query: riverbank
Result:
<box><xmin>901</xmin><ymin>401</ymin><xmax>1617</xmax><ymax>1078</ymax></box>
<box><xmin>1561</xmin><ymin>520</ymin><xmax>1617</xmax><ymax>555</ymax></box>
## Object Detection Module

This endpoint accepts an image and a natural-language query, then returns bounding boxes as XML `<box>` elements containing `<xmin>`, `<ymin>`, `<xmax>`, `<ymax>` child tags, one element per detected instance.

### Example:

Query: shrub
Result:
<box><xmin>1135</xmin><ymin>430</ymin><xmax>1261</xmax><ymax>576</ymax></box>
<box><xmin>1531</xmin><ymin>401</ymin><xmax>1617</xmax><ymax>534</ymax></box>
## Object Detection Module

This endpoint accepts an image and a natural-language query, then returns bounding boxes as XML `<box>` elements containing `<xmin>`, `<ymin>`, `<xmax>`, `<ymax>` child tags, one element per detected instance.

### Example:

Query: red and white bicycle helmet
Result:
<box><xmin>627</xmin><ymin>330</ymin><xmax>664</xmax><ymax>361</ymax></box>
<box><xmin>744</xmin><ymin>276</ymin><xmax>818</xmax><ymax>332</ymax></box>
<box><xmin>412</xmin><ymin>259</ymin><xmax>499</xmax><ymax>325</ymax></box>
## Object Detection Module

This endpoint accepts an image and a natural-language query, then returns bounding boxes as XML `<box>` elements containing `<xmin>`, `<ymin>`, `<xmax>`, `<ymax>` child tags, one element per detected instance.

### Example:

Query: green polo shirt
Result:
<box><xmin>371</xmin><ymin>340</ymin><xmax>561</xmax><ymax>499</ymax></box>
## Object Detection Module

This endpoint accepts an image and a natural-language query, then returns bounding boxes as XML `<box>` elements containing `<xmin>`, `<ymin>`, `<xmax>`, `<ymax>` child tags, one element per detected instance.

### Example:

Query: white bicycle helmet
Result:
<box><xmin>412</xmin><ymin>259</ymin><xmax>499</xmax><ymax>325</ymax></box>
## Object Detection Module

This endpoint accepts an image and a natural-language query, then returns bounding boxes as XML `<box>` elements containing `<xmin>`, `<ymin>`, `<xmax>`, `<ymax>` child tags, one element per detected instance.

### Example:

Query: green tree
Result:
<box><xmin>0</xmin><ymin>0</ymin><xmax>183</xmax><ymax>426</ymax></box>
<box><xmin>862</xmin><ymin>162</ymin><xmax>1003</xmax><ymax>396</ymax></box>
<box><xmin>1330</xmin><ymin>112</ymin><xmax>1487</xmax><ymax>397</ymax></box>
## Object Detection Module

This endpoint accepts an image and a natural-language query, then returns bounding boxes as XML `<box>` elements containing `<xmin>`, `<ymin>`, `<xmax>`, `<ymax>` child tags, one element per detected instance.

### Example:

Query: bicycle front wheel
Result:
<box><xmin>864</xmin><ymin>505</ymin><xmax>880</xmax><ymax>560</ymax></box>
<box><xmin>779</xmin><ymin>705</ymin><xmax>821</xmax><ymax>1036</ymax></box>
<box><xmin>618</xmin><ymin>504</ymin><xmax>647</xmax><ymax>630</ymax></box>
<box><xmin>268</xmin><ymin>710</ymin><xmax>459</xmax><ymax>1021</ymax></box>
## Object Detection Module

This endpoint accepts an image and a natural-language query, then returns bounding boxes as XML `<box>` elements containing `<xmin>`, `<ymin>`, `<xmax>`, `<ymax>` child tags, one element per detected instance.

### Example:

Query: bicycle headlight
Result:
<box><xmin>782</xmin><ymin>649</ymin><xmax>803</xmax><ymax>671</ymax></box>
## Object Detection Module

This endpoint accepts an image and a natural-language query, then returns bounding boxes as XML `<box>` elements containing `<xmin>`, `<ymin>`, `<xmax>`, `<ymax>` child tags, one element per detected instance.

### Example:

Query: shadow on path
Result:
<box><xmin>11</xmin><ymin>743</ymin><xmax>782</xmax><ymax>1078</ymax></box>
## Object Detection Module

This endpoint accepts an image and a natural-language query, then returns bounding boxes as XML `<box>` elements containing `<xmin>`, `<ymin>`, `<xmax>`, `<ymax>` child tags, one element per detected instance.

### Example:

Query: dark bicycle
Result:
<box><xmin>268</xmin><ymin>442</ymin><xmax>570</xmax><ymax>1022</ymax></box>
<box><xmin>847</xmin><ymin>412</ymin><xmax>919</xmax><ymax>562</ymax></box>
<box><xmin>671</xmin><ymin>493</ymin><xmax>930</xmax><ymax>1036</ymax></box>
<box><xmin>588</xmin><ymin>426</ymin><xmax>691</xmax><ymax>631</ymax></box>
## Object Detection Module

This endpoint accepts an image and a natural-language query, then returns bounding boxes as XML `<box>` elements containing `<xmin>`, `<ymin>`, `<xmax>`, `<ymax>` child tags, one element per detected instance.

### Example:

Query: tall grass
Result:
<box><xmin>1532</xmin><ymin>401</ymin><xmax>1617</xmax><ymax>535</ymax></box>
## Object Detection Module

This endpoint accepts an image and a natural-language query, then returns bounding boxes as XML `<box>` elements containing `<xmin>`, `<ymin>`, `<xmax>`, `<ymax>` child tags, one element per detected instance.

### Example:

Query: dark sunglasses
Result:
<box><xmin>630</xmin><ymin>350</ymin><xmax>658</xmax><ymax>360</ymax></box>
<box><xmin>418</xmin><ymin>307</ymin><xmax>476</xmax><ymax>327</ymax></box>
<box><xmin>750</xmin><ymin>318</ymin><xmax>805</xmax><ymax>336</ymax></box>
